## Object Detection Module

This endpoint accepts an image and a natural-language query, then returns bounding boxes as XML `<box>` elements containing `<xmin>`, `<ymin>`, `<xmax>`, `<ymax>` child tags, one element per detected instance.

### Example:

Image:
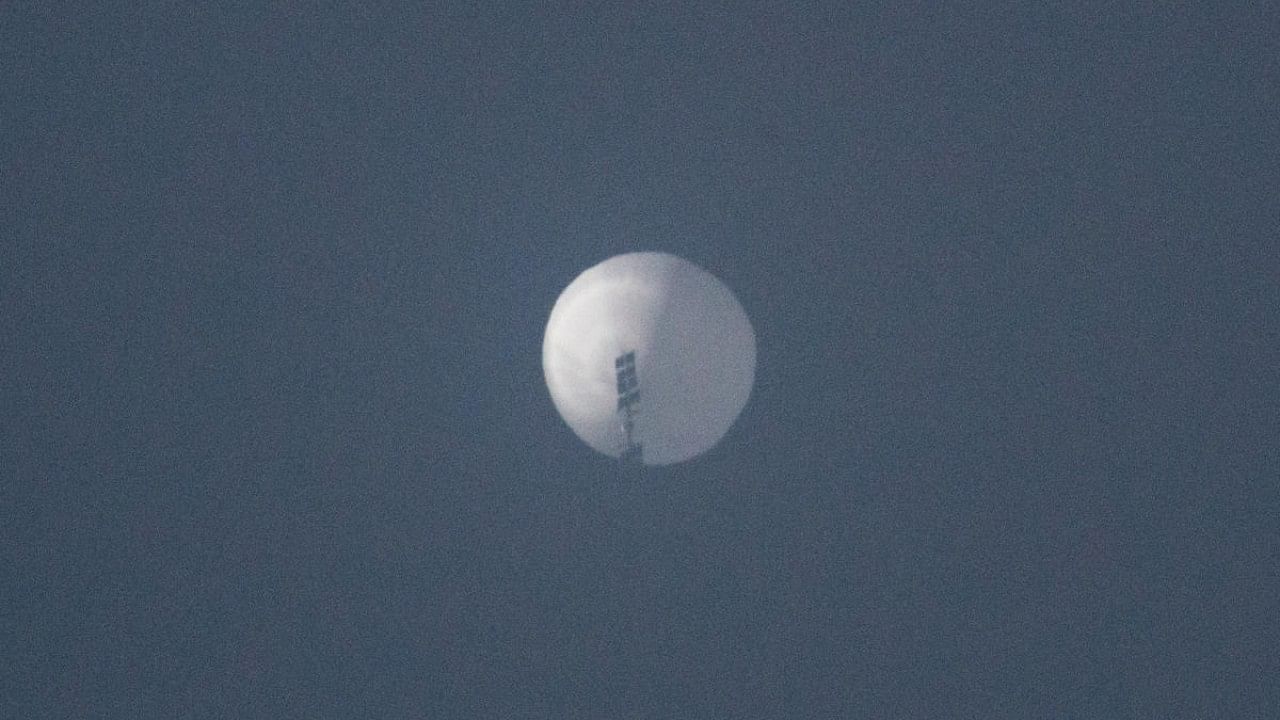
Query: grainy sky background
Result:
<box><xmin>4</xmin><ymin>2</ymin><xmax>1278</xmax><ymax>717</ymax></box>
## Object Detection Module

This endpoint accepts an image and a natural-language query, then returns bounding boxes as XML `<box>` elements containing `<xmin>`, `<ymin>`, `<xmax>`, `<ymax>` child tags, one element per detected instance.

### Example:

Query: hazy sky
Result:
<box><xmin>4</xmin><ymin>3</ymin><xmax>1278</xmax><ymax>717</ymax></box>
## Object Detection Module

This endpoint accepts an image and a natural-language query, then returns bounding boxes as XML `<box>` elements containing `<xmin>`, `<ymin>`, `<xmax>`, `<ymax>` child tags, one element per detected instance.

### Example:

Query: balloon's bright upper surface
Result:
<box><xmin>542</xmin><ymin>252</ymin><xmax>756</xmax><ymax>465</ymax></box>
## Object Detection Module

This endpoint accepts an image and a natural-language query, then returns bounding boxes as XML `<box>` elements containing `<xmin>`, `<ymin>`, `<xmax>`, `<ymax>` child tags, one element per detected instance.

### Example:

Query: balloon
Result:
<box><xmin>542</xmin><ymin>252</ymin><xmax>756</xmax><ymax>465</ymax></box>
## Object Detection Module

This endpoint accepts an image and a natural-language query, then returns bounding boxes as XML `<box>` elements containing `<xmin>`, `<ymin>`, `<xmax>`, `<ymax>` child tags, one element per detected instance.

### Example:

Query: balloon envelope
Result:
<box><xmin>542</xmin><ymin>252</ymin><xmax>756</xmax><ymax>465</ymax></box>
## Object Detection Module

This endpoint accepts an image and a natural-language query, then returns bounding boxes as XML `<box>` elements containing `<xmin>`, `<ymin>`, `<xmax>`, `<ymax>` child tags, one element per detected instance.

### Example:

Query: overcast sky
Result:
<box><xmin>4</xmin><ymin>2</ymin><xmax>1278</xmax><ymax>718</ymax></box>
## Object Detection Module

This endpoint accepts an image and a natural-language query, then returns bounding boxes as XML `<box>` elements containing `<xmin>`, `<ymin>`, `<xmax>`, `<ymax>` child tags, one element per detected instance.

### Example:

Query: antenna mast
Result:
<box><xmin>615</xmin><ymin>351</ymin><xmax>643</xmax><ymax>464</ymax></box>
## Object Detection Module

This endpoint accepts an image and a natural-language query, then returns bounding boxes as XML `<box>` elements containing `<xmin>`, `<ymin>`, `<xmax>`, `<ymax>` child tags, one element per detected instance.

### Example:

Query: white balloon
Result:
<box><xmin>542</xmin><ymin>252</ymin><xmax>756</xmax><ymax>465</ymax></box>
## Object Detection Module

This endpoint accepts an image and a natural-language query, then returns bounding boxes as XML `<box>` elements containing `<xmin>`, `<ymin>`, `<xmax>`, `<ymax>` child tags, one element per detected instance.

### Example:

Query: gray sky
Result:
<box><xmin>4</xmin><ymin>2</ymin><xmax>1278</xmax><ymax>717</ymax></box>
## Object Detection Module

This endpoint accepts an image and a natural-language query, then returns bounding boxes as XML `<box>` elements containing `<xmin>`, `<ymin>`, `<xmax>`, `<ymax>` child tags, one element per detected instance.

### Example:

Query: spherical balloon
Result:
<box><xmin>542</xmin><ymin>252</ymin><xmax>756</xmax><ymax>465</ymax></box>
